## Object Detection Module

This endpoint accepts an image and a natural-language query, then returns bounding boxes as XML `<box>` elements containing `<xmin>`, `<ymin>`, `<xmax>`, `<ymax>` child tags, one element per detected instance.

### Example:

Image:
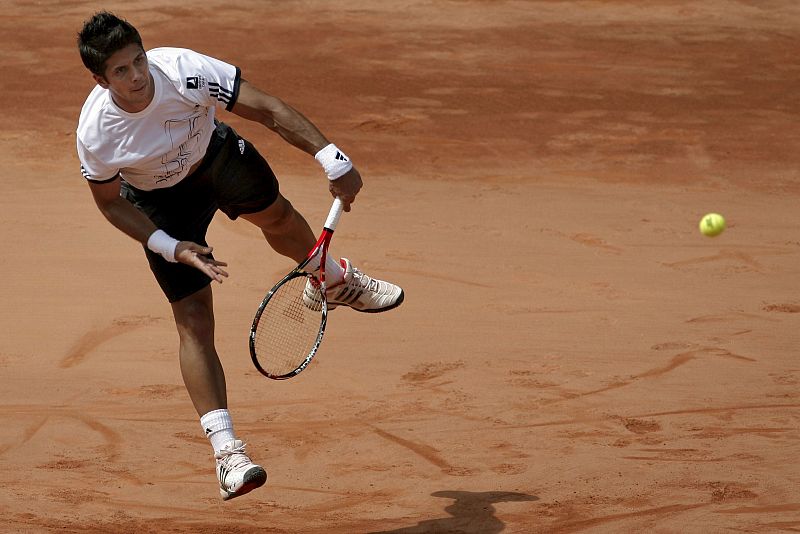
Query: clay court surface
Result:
<box><xmin>2</xmin><ymin>1</ymin><xmax>799</xmax><ymax>532</ymax></box>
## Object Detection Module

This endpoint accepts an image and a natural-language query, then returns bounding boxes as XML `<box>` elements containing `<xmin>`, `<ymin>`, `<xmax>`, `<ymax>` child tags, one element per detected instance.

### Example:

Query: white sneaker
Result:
<box><xmin>215</xmin><ymin>440</ymin><xmax>267</xmax><ymax>501</ymax></box>
<box><xmin>328</xmin><ymin>258</ymin><xmax>404</xmax><ymax>312</ymax></box>
<box><xmin>303</xmin><ymin>258</ymin><xmax>404</xmax><ymax>313</ymax></box>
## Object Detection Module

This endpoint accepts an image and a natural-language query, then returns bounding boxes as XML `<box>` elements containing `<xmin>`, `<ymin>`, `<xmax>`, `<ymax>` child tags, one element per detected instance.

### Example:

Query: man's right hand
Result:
<box><xmin>175</xmin><ymin>242</ymin><xmax>229</xmax><ymax>283</ymax></box>
<box><xmin>329</xmin><ymin>167</ymin><xmax>363</xmax><ymax>212</ymax></box>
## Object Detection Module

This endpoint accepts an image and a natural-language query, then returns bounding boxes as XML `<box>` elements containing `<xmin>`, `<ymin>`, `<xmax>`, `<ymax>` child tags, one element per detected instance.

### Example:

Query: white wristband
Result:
<box><xmin>314</xmin><ymin>143</ymin><xmax>353</xmax><ymax>180</ymax></box>
<box><xmin>147</xmin><ymin>229</ymin><xmax>179</xmax><ymax>263</ymax></box>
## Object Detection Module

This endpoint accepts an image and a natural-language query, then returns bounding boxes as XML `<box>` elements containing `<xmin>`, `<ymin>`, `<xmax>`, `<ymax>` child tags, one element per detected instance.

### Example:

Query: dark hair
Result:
<box><xmin>77</xmin><ymin>11</ymin><xmax>143</xmax><ymax>76</ymax></box>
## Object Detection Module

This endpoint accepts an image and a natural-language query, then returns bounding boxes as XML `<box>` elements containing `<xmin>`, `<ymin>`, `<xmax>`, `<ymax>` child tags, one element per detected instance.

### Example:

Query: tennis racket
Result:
<box><xmin>249</xmin><ymin>197</ymin><xmax>344</xmax><ymax>379</ymax></box>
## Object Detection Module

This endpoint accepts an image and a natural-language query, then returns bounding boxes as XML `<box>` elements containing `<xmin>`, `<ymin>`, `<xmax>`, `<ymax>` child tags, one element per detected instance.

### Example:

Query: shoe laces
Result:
<box><xmin>348</xmin><ymin>267</ymin><xmax>381</xmax><ymax>293</ymax></box>
<box><xmin>215</xmin><ymin>442</ymin><xmax>252</xmax><ymax>470</ymax></box>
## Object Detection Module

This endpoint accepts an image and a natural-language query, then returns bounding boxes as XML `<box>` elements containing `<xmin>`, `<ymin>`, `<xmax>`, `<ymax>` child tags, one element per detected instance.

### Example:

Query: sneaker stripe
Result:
<box><xmin>338</xmin><ymin>287</ymin><xmax>361</xmax><ymax>304</ymax></box>
<box><xmin>331</xmin><ymin>287</ymin><xmax>351</xmax><ymax>303</ymax></box>
<box><xmin>346</xmin><ymin>289</ymin><xmax>364</xmax><ymax>304</ymax></box>
<box><xmin>337</xmin><ymin>288</ymin><xmax>354</xmax><ymax>303</ymax></box>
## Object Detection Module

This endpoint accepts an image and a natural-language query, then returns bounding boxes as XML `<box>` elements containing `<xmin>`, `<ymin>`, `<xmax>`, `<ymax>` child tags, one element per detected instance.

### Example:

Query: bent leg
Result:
<box><xmin>171</xmin><ymin>285</ymin><xmax>227</xmax><ymax>416</ymax></box>
<box><xmin>239</xmin><ymin>193</ymin><xmax>316</xmax><ymax>263</ymax></box>
<box><xmin>240</xmin><ymin>192</ymin><xmax>403</xmax><ymax>313</ymax></box>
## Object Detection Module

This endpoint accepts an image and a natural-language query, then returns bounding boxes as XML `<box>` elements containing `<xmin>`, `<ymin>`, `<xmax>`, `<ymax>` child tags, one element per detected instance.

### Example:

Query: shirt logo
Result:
<box><xmin>186</xmin><ymin>75</ymin><xmax>206</xmax><ymax>90</ymax></box>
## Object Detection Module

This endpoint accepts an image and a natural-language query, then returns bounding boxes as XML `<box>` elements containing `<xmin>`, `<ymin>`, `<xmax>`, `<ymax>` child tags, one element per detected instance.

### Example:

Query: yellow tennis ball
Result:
<box><xmin>699</xmin><ymin>213</ymin><xmax>726</xmax><ymax>237</ymax></box>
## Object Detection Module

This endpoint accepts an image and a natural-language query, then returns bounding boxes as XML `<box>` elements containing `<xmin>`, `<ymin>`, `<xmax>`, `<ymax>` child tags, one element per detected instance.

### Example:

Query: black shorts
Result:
<box><xmin>121</xmin><ymin>122</ymin><xmax>279</xmax><ymax>303</ymax></box>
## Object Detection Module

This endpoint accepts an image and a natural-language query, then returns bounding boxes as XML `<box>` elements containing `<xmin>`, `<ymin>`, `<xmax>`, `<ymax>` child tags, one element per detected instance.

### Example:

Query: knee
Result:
<box><xmin>173</xmin><ymin>293</ymin><xmax>215</xmax><ymax>344</ymax></box>
<box><xmin>255</xmin><ymin>196</ymin><xmax>297</xmax><ymax>234</ymax></box>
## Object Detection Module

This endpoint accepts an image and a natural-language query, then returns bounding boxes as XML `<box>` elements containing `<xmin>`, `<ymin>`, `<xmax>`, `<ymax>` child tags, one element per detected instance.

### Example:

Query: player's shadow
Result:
<box><xmin>369</xmin><ymin>490</ymin><xmax>538</xmax><ymax>534</ymax></box>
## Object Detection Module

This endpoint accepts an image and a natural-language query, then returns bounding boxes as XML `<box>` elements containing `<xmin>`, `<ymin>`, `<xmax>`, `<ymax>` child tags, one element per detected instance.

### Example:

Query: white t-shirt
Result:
<box><xmin>76</xmin><ymin>47</ymin><xmax>241</xmax><ymax>191</ymax></box>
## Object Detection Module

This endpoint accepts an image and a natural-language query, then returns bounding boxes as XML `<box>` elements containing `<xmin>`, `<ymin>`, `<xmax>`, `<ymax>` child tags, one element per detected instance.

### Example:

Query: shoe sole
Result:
<box><xmin>220</xmin><ymin>467</ymin><xmax>267</xmax><ymax>501</ymax></box>
<box><xmin>329</xmin><ymin>290</ymin><xmax>405</xmax><ymax>314</ymax></box>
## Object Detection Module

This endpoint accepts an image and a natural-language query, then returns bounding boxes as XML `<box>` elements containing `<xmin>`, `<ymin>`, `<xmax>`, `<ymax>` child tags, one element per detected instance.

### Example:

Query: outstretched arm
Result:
<box><xmin>230</xmin><ymin>79</ymin><xmax>362</xmax><ymax>211</ymax></box>
<box><xmin>87</xmin><ymin>178</ymin><xmax>229</xmax><ymax>283</ymax></box>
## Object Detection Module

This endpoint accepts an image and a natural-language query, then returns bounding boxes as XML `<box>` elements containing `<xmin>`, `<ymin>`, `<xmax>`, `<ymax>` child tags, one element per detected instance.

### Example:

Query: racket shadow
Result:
<box><xmin>367</xmin><ymin>490</ymin><xmax>538</xmax><ymax>534</ymax></box>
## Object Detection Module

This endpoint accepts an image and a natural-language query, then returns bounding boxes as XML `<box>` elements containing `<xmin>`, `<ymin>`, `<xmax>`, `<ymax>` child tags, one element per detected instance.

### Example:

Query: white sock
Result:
<box><xmin>309</xmin><ymin>254</ymin><xmax>345</xmax><ymax>285</ymax></box>
<box><xmin>326</xmin><ymin>255</ymin><xmax>345</xmax><ymax>285</ymax></box>
<box><xmin>200</xmin><ymin>409</ymin><xmax>236</xmax><ymax>453</ymax></box>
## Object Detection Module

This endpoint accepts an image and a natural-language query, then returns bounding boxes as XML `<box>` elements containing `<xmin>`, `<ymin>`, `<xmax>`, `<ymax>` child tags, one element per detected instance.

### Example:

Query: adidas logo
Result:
<box><xmin>334</xmin><ymin>151</ymin><xmax>348</xmax><ymax>162</ymax></box>
<box><xmin>238</xmin><ymin>139</ymin><xmax>245</xmax><ymax>155</ymax></box>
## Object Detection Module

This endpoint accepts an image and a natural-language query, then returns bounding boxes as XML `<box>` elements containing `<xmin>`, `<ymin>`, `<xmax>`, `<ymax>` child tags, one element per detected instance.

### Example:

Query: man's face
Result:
<box><xmin>94</xmin><ymin>43</ymin><xmax>153</xmax><ymax>113</ymax></box>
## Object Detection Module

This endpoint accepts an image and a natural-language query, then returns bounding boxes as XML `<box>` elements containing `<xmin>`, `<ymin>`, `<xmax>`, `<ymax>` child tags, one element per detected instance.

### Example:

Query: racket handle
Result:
<box><xmin>324</xmin><ymin>197</ymin><xmax>344</xmax><ymax>231</ymax></box>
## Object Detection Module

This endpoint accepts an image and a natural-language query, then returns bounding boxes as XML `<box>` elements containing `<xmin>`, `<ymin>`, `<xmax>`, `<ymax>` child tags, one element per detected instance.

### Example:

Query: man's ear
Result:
<box><xmin>92</xmin><ymin>73</ymin><xmax>109</xmax><ymax>88</ymax></box>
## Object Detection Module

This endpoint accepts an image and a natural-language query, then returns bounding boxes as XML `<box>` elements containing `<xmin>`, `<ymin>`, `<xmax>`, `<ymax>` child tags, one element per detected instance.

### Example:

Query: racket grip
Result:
<box><xmin>324</xmin><ymin>197</ymin><xmax>344</xmax><ymax>231</ymax></box>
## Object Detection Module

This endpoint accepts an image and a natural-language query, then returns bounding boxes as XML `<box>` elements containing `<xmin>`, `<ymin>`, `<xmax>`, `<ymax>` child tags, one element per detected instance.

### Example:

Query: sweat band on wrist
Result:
<box><xmin>147</xmin><ymin>229</ymin><xmax>179</xmax><ymax>263</ymax></box>
<box><xmin>314</xmin><ymin>143</ymin><xmax>353</xmax><ymax>180</ymax></box>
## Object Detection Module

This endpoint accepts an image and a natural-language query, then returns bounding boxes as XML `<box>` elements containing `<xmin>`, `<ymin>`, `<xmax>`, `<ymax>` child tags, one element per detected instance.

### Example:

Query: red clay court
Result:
<box><xmin>1</xmin><ymin>1</ymin><xmax>799</xmax><ymax>532</ymax></box>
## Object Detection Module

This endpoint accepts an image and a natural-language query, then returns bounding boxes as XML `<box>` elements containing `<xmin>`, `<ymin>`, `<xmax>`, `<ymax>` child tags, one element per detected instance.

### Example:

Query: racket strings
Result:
<box><xmin>252</xmin><ymin>274</ymin><xmax>324</xmax><ymax>377</ymax></box>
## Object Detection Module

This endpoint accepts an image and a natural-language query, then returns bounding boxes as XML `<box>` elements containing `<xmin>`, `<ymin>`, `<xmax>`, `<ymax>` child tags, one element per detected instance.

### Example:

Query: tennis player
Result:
<box><xmin>76</xmin><ymin>11</ymin><xmax>404</xmax><ymax>500</ymax></box>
